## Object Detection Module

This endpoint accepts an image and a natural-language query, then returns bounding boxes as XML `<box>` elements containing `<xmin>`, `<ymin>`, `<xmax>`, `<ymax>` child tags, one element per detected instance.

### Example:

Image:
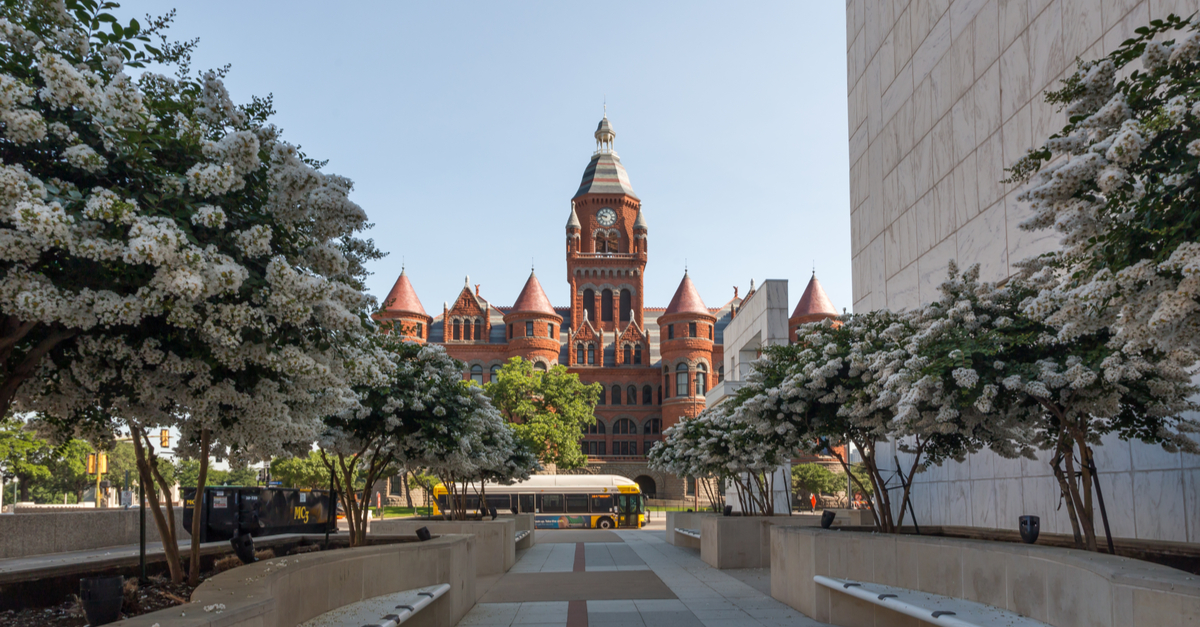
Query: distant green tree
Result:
<box><xmin>223</xmin><ymin>466</ymin><xmax>258</xmax><ymax>486</ymax></box>
<box><xmin>35</xmin><ymin>439</ymin><xmax>92</xmax><ymax>504</ymax></box>
<box><xmin>485</xmin><ymin>358</ymin><xmax>600</xmax><ymax>470</ymax></box>
<box><xmin>270</xmin><ymin>451</ymin><xmax>331</xmax><ymax>489</ymax></box>
<box><xmin>790</xmin><ymin>463</ymin><xmax>841</xmax><ymax>501</ymax></box>
<box><xmin>0</xmin><ymin>415</ymin><xmax>52</xmax><ymax>501</ymax></box>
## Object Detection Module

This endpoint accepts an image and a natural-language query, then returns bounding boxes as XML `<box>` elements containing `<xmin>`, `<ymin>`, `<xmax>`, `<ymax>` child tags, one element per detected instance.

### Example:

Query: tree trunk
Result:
<box><xmin>1052</xmin><ymin>453</ymin><xmax>1084</xmax><ymax>548</ymax></box>
<box><xmin>188</xmin><ymin>429</ymin><xmax>211</xmax><ymax>586</ymax></box>
<box><xmin>132</xmin><ymin>428</ymin><xmax>183</xmax><ymax>583</ymax></box>
<box><xmin>403</xmin><ymin>470</ymin><xmax>414</xmax><ymax>509</ymax></box>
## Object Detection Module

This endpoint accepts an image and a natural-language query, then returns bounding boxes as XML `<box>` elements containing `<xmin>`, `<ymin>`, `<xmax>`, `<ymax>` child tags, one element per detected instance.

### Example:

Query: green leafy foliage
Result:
<box><xmin>485</xmin><ymin>358</ymin><xmax>600</xmax><ymax>470</ymax></box>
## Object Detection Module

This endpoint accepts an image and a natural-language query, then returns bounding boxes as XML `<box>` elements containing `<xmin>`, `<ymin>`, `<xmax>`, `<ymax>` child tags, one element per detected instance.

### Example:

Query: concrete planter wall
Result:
<box><xmin>0</xmin><ymin>508</ymin><xmax>186</xmax><ymax>559</ymax></box>
<box><xmin>115</xmin><ymin>534</ymin><xmax>475</xmax><ymax>627</ymax></box>
<box><xmin>371</xmin><ymin>518</ymin><xmax>516</xmax><ymax>576</ymax></box>
<box><xmin>771</xmin><ymin>526</ymin><xmax>1200</xmax><ymax>627</ymax></box>
<box><xmin>700</xmin><ymin>516</ymin><xmax>820</xmax><ymax>569</ymax></box>
<box><xmin>664</xmin><ymin>512</ymin><xmax>715</xmax><ymax>549</ymax></box>
<box><xmin>498</xmin><ymin>513</ymin><xmax>536</xmax><ymax>550</ymax></box>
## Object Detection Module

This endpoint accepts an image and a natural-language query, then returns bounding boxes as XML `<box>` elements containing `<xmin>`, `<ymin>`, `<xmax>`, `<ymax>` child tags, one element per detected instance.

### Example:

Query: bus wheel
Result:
<box><xmin>597</xmin><ymin>517</ymin><xmax>614</xmax><ymax>529</ymax></box>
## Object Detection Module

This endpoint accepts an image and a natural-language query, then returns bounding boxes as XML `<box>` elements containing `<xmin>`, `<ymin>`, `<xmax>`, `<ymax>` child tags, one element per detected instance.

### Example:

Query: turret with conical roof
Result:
<box><xmin>373</xmin><ymin>268</ymin><xmax>432</xmax><ymax>342</ymax></box>
<box><xmin>789</xmin><ymin>273</ymin><xmax>839</xmax><ymax>341</ymax></box>
<box><xmin>504</xmin><ymin>271</ymin><xmax>564</xmax><ymax>368</ymax></box>
<box><xmin>657</xmin><ymin>271</ymin><xmax>717</xmax><ymax>428</ymax></box>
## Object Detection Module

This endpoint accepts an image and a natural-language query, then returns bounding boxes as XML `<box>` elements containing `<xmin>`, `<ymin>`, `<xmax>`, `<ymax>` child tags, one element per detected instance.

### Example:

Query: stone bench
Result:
<box><xmin>814</xmin><ymin>575</ymin><xmax>1049</xmax><ymax>626</ymax></box>
<box><xmin>515</xmin><ymin>530</ymin><xmax>530</xmax><ymax>544</ymax></box>
<box><xmin>674</xmin><ymin>528</ymin><xmax>701</xmax><ymax>539</ymax></box>
<box><xmin>349</xmin><ymin>583</ymin><xmax>451</xmax><ymax>627</ymax></box>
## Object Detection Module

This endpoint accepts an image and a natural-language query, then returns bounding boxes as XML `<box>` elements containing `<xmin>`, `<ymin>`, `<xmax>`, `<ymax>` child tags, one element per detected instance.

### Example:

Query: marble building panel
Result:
<box><xmin>848</xmin><ymin>0</ymin><xmax>1200</xmax><ymax>541</ymax></box>
<box><xmin>971</xmin><ymin>478</ymin><xmax>997</xmax><ymax>528</ymax></box>
<box><xmin>1094</xmin><ymin>471</ymin><xmax>1138</xmax><ymax>540</ymax></box>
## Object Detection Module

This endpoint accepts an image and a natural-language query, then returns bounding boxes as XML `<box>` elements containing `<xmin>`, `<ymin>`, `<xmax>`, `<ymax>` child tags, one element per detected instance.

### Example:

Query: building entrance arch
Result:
<box><xmin>634</xmin><ymin>475</ymin><xmax>657</xmax><ymax>499</ymax></box>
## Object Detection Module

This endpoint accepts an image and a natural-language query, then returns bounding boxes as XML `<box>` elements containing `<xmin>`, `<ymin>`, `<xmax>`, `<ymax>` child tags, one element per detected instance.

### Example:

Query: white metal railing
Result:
<box><xmin>515</xmin><ymin>530</ymin><xmax>530</xmax><ymax>544</ymax></box>
<box><xmin>361</xmin><ymin>583</ymin><xmax>451</xmax><ymax>627</ymax></box>
<box><xmin>814</xmin><ymin>576</ymin><xmax>1049</xmax><ymax>627</ymax></box>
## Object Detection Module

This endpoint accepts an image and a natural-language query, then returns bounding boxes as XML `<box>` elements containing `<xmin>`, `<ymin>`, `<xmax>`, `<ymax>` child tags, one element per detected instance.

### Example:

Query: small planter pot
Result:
<box><xmin>821</xmin><ymin>510</ymin><xmax>836</xmax><ymax>529</ymax></box>
<box><xmin>1019</xmin><ymin>515</ymin><xmax>1040</xmax><ymax>544</ymax></box>
<box><xmin>231</xmin><ymin>533</ymin><xmax>257</xmax><ymax>564</ymax></box>
<box><xmin>79</xmin><ymin>576</ymin><xmax>123</xmax><ymax>626</ymax></box>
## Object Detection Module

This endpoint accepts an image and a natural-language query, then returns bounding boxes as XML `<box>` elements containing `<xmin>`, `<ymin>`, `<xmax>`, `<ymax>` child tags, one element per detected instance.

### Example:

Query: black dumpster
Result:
<box><xmin>182</xmin><ymin>486</ymin><xmax>337</xmax><ymax>543</ymax></box>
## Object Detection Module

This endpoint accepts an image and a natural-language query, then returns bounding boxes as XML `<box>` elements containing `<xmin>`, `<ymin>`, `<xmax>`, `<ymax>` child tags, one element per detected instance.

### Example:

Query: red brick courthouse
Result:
<box><xmin>374</xmin><ymin>116</ymin><xmax>839</xmax><ymax>501</ymax></box>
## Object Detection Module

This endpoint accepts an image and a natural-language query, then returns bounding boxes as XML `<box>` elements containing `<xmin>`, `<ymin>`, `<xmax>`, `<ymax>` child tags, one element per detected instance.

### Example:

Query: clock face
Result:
<box><xmin>597</xmin><ymin>208</ymin><xmax>617</xmax><ymax>226</ymax></box>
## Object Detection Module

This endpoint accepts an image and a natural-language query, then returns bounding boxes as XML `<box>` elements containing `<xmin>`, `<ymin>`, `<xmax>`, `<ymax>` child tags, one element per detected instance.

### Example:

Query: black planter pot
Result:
<box><xmin>1019</xmin><ymin>515</ymin><xmax>1040</xmax><ymax>544</ymax></box>
<box><xmin>820</xmin><ymin>510</ymin><xmax>836</xmax><ymax>529</ymax></box>
<box><xmin>79</xmin><ymin>576</ymin><xmax>123</xmax><ymax>626</ymax></box>
<box><xmin>231</xmin><ymin>533</ymin><xmax>257</xmax><ymax>564</ymax></box>
<box><xmin>723</xmin><ymin>505</ymin><xmax>733</xmax><ymax>517</ymax></box>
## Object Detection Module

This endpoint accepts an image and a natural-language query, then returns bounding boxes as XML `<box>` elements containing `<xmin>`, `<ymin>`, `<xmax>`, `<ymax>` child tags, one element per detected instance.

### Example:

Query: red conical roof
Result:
<box><xmin>664</xmin><ymin>272</ymin><xmax>708</xmax><ymax>315</ymax></box>
<box><xmin>381</xmin><ymin>269</ymin><xmax>427</xmax><ymax>316</ymax></box>
<box><xmin>510</xmin><ymin>271</ymin><xmax>555</xmax><ymax>315</ymax></box>
<box><xmin>791</xmin><ymin>274</ymin><xmax>837</xmax><ymax>320</ymax></box>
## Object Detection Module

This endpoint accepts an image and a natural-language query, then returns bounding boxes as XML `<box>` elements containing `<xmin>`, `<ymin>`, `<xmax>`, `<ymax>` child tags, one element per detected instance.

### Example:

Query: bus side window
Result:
<box><xmin>542</xmin><ymin>494</ymin><xmax>565</xmax><ymax>513</ymax></box>
<box><xmin>566</xmin><ymin>494</ymin><xmax>589</xmax><ymax>513</ymax></box>
<box><xmin>592</xmin><ymin>495</ymin><xmax>613</xmax><ymax>512</ymax></box>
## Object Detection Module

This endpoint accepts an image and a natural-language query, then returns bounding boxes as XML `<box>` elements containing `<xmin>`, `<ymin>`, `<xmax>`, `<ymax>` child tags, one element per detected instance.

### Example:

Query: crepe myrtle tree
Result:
<box><xmin>649</xmin><ymin>403</ymin><xmax>795</xmax><ymax>516</ymax></box>
<box><xmin>362</xmin><ymin>345</ymin><xmax>538</xmax><ymax>521</ymax></box>
<box><xmin>8</xmin><ymin>1</ymin><xmax>385</xmax><ymax>583</ymax></box>
<box><xmin>904</xmin><ymin>262</ymin><xmax>1199</xmax><ymax>551</ymax></box>
<box><xmin>1008</xmin><ymin>14</ymin><xmax>1200</xmax><ymax>357</ymax></box>
<box><xmin>484</xmin><ymin>357</ymin><xmax>601</xmax><ymax>472</ymax></box>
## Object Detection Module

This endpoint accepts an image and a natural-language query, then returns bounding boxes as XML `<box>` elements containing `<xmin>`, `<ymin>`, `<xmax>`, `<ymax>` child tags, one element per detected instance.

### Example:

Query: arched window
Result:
<box><xmin>613</xmin><ymin>418</ymin><xmax>637</xmax><ymax>435</ymax></box>
<box><xmin>534</xmin><ymin>361</ymin><xmax>547</xmax><ymax>371</ymax></box>
<box><xmin>453</xmin><ymin>319</ymin><xmax>461</xmax><ymax>340</ymax></box>
<box><xmin>583</xmin><ymin>289</ymin><xmax>595</xmax><ymax>322</ymax></box>
<box><xmin>620</xmin><ymin>289</ymin><xmax>631</xmax><ymax>321</ymax></box>
<box><xmin>584</xmin><ymin>420</ymin><xmax>606</xmax><ymax>435</ymax></box>
<box><xmin>595</xmin><ymin>231</ymin><xmax>618</xmax><ymax>253</ymax></box>
<box><xmin>718</xmin><ymin>365</ymin><xmax>724</xmax><ymax>383</ymax></box>
<box><xmin>644</xmin><ymin>418</ymin><xmax>662</xmax><ymax>435</ymax></box>
<box><xmin>576</xmin><ymin>344</ymin><xmax>585</xmax><ymax>364</ymax></box>
<box><xmin>627</xmin><ymin>385</ymin><xmax>637</xmax><ymax>405</ymax></box>
<box><xmin>475</xmin><ymin>318</ymin><xmax>483</xmax><ymax>340</ymax></box>
<box><xmin>611</xmin><ymin>384</ymin><xmax>622</xmax><ymax>405</ymax></box>
<box><xmin>695</xmin><ymin>363</ymin><xmax>707</xmax><ymax>395</ymax></box>
<box><xmin>601</xmin><ymin>289</ymin><xmax>613</xmax><ymax>321</ymax></box>
<box><xmin>633</xmin><ymin>347</ymin><xmax>642</xmax><ymax>364</ymax></box>
<box><xmin>470</xmin><ymin>364</ymin><xmax>483</xmax><ymax>385</ymax></box>
<box><xmin>598</xmin><ymin>386</ymin><xmax>606</xmax><ymax>405</ymax></box>
<box><xmin>676</xmin><ymin>363</ymin><xmax>689</xmax><ymax>397</ymax></box>
<box><xmin>657</xmin><ymin>385</ymin><xmax>662</xmax><ymax>405</ymax></box>
<box><xmin>642</xmin><ymin>385</ymin><xmax>652</xmax><ymax>405</ymax></box>
<box><xmin>490</xmin><ymin>365</ymin><xmax>500</xmax><ymax>383</ymax></box>
<box><xmin>465</xmin><ymin>319</ymin><xmax>473</xmax><ymax>340</ymax></box>
<box><xmin>587</xmin><ymin>344</ymin><xmax>595</xmax><ymax>365</ymax></box>
<box><xmin>623</xmin><ymin>345</ymin><xmax>632</xmax><ymax>364</ymax></box>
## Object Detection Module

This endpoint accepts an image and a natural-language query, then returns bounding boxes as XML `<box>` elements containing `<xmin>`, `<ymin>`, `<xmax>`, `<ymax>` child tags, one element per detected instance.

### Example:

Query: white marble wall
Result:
<box><xmin>847</xmin><ymin>0</ymin><xmax>1200</xmax><ymax>542</ymax></box>
<box><xmin>848</xmin><ymin>0</ymin><xmax>1200</xmax><ymax>312</ymax></box>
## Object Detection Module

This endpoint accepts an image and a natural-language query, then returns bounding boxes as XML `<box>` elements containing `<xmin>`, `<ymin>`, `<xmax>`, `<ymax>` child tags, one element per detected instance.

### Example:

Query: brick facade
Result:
<box><xmin>375</xmin><ymin>116</ymin><xmax>827</xmax><ymax>502</ymax></box>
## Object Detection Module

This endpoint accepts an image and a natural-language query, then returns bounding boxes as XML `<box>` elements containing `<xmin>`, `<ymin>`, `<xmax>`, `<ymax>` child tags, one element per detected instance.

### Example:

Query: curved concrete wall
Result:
<box><xmin>116</xmin><ymin>534</ymin><xmax>476</xmax><ymax>627</ymax></box>
<box><xmin>0</xmin><ymin>509</ymin><xmax>186</xmax><ymax>559</ymax></box>
<box><xmin>771</xmin><ymin>526</ymin><xmax>1200</xmax><ymax>626</ymax></box>
<box><xmin>371</xmin><ymin>518</ymin><xmax>516</xmax><ymax>576</ymax></box>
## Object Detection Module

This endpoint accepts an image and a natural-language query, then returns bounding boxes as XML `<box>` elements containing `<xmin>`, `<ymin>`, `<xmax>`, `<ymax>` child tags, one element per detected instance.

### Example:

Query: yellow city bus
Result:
<box><xmin>431</xmin><ymin>475</ymin><xmax>645</xmax><ymax>529</ymax></box>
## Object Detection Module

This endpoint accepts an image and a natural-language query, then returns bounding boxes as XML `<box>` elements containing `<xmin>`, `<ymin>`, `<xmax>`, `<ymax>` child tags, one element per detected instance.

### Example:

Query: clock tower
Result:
<box><xmin>565</xmin><ymin>114</ymin><xmax>649</xmax><ymax>345</ymax></box>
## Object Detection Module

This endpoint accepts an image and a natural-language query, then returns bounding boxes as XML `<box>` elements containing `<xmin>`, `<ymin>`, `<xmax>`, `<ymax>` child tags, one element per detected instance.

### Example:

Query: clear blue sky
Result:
<box><xmin>119</xmin><ymin>1</ymin><xmax>852</xmax><ymax>314</ymax></box>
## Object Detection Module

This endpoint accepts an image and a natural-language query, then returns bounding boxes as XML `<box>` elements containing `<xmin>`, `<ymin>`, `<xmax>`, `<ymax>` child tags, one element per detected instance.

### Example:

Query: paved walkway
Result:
<box><xmin>459</xmin><ymin>524</ymin><xmax>828</xmax><ymax>627</ymax></box>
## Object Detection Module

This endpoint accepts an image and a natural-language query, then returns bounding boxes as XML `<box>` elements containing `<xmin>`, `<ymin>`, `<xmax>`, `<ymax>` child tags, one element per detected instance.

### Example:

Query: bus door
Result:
<box><xmin>518</xmin><ymin>493</ymin><xmax>536</xmax><ymax>514</ymax></box>
<box><xmin>616</xmin><ymin>494</ymin><xmax>639</xmax><ymax>528</ymax></box>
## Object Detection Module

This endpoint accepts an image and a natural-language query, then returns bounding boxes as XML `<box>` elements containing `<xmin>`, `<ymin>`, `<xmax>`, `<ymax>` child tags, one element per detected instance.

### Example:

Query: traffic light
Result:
<box><xmin>86</xmin><ymin>453</ymin><xmax>97</xmax><ymax>474</ymax></box>
<box><xmin>97</xmin><ymin>452</ymin><xmax>107</xmax><ymax>474</ymax></box>
<box><xmin>160</xmin><ymin>429</ymin><xmax>170</xmax><ymax>448</ymax></box>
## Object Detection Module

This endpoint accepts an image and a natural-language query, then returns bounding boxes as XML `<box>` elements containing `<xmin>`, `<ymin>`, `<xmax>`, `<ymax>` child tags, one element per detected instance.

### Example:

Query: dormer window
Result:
<box><xmin>587</xmin><ymin>344</ymin><xmax>595</xmax><ymax>365</ymax></box>
<box><xmin>453</xmin><ymin>319</ymin><xmax>461</xmax><ymax>341</ymax></box>
<box><xmin>577</xmin><ymin>343</ymin><xmax>585</xmax><ymax>364</ymax></box>
<box><xmin>623</xmin><ymin>345</ymin><xmax>632</xmax><ymax>364</ymax></box>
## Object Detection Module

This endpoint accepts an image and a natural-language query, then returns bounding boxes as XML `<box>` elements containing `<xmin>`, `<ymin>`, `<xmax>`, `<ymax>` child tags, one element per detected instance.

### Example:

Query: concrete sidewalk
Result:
<box><xmin>457</xmin><ymin>526</ymin><xmax>829</xmax><ymax>627</ymax></box>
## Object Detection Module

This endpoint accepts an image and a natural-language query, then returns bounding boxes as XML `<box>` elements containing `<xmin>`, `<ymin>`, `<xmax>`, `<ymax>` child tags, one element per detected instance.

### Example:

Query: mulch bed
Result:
<box><xmin>0</xmin><ymin>576</ymin><xmax>196</xmax><ymax>627</ymax></box>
